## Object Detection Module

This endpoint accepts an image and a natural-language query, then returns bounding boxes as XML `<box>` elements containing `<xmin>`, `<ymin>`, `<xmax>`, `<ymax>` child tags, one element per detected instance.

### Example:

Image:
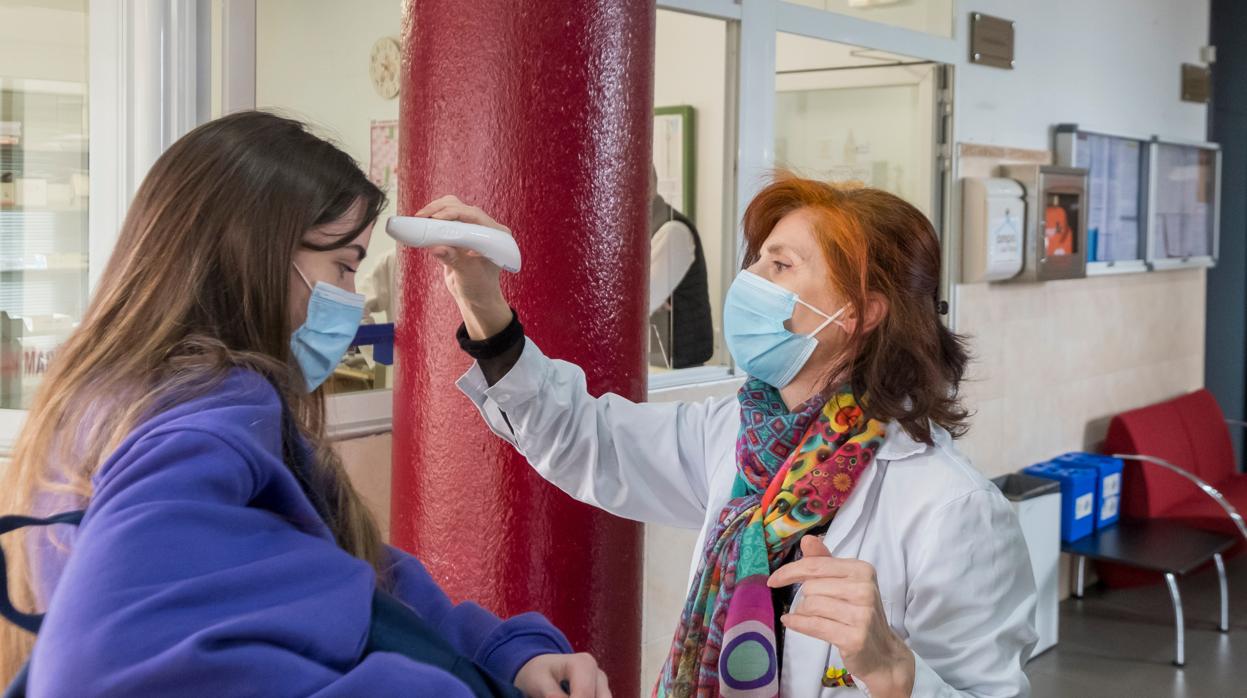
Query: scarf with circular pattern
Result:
<box><xmin>655</xmin><ymin>378</ymin><xmax>887</xmax><ymax>698</ymax></box>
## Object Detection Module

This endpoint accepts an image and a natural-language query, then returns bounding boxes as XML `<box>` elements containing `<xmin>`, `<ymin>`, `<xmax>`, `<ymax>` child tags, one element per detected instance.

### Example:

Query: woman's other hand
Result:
<box><xmin>768</xmin><ymin>535</ymin><xmax>916</xmax><ymax>698</ymax></box>
<box><xmin>417</xmin><ymin>195</ymin><xmax>514</xmax><ymax>339</ymax></box>
<box><xmin>514</xmin><ymin>652</ymin><xmax>611</xmax><ymax>698</ymax></box>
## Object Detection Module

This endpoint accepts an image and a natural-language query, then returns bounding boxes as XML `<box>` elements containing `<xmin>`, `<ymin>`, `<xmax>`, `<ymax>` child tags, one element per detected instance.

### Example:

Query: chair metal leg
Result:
<box><xmin>1074</xmin><ymin>555</ymin><xmax>1086</xmax><ymax>599</ymax></box>
<box><xmin>1214</xmin><ymin>553</ymin><xmax>1229</xmax><ymax>633</ymax></box>
<box><xmin>1164</xmin><ymin>572</ymin><xmax>1185</xmax><ymax>667</ymax></box>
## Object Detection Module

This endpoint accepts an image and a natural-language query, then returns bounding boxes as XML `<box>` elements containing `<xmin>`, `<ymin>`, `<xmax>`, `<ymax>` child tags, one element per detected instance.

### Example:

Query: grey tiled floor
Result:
<box><xmin>1026</xmin><ymin>552</ymin><xmax>1246</xmax><ymax>697</ymax></box>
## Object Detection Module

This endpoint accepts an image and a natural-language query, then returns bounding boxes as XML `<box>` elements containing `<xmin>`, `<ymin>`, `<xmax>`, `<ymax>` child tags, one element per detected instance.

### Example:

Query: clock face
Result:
<box><xmin>370</xmin><ymin>36</ymin><xmax>401</xmax><ymax>100</ymax></box>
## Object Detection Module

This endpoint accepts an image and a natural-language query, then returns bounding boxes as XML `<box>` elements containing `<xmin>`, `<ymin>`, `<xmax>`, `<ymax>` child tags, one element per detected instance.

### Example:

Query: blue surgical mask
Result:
<box><xmin>290</xmin><ymin>265</ymin><xmax>366</xmax><ymax>392</ymax></box>
<box><xmin>723</xmin><ymin>270</ymin><xmax>845</xmax><ymax>389</ymax></box>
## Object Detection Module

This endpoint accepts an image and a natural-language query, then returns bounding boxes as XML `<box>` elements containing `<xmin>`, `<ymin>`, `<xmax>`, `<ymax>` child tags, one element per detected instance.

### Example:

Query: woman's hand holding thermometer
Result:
<box><xmin>386</xmin><ymin>215</ymin><xmax>521</xmax><ymax>273</ymax></box>
<box><xmin>404</xmin><ymin>195</ymin><xmax>515</xmax><ymax>340</ymax></box>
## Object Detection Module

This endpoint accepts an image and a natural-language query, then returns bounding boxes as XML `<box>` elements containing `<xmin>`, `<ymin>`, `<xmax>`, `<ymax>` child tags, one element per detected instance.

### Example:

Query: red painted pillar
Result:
<box><xmin>392</xmin><ymin>2</ymin><xmax>652</xmax><ymax>695</ymax></box>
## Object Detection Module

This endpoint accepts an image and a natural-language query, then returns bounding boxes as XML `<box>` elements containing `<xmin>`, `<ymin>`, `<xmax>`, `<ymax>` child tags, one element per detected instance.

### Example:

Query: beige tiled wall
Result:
<box><xmin>953</xmin><ymin>268</ymin><xmax>1207</xmax><ymax>477</ymax></box>
<box><xmin>336</xmin><ymin>433</ymin><xmax>393</xmax><ymax>541</ymax></box>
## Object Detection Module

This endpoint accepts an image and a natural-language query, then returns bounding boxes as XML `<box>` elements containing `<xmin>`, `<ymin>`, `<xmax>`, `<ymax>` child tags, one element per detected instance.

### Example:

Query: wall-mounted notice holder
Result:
<box><xmin>961</xmin><ymin>177</ymin><xmax>1025</xmax><ymax>283</ymax></box>
<box><xmin>999</xmin><ymin>164</ymin><xmax>1089</xmax><ymax>282</ymax></box>
<box><xmin>1146</xmin><ymin>138</ymin><xmax>1220</xmax><ymax>270</ymax></box>
<box><xmin>1054</xmin><ymin>124</ymin><xmax>1150</xmax><ymax>276</ymax></box>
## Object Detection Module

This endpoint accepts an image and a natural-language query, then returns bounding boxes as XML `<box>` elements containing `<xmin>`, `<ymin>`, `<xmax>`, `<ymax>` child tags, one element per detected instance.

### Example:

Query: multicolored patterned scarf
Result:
<box><xmin>655</xmin><ymin>378</ymin><xmax>887</xmax><ymax>698</ymax></box>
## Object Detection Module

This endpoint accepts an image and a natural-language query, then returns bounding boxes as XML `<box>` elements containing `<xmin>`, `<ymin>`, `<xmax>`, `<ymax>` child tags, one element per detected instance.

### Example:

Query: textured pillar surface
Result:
<box><xmin>393</xmin><ymin>2</ymin><xmax>654</xmax><ymax>694</ymax></box>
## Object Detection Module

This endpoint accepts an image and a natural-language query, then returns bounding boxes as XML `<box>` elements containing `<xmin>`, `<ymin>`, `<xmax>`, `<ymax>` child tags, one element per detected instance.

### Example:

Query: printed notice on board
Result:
<box><xmin>1076</xmin><ymin>133</ymin><xmax>1141</xmax><ymax>262</ymax></box>
<box><xmin>1152</xmin><ymin>143</ymin><xmax>1213</xmax><ymax>259</ymax></box>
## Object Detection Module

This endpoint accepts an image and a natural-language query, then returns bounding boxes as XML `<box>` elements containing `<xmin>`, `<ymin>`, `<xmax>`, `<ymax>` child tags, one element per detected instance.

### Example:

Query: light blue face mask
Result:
<box><xmin>723</xmin><ymin>269</ymin><xmax>845</xmax><ymax>389</ymax></box>
<box><xmin>290</xmin><ymin>265</ymin><xmax>366</xmax><ymax>392</ymax></box>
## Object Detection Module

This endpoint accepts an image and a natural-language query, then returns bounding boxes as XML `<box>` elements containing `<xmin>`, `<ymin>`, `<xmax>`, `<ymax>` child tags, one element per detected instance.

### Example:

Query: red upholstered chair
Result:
<box><xmin>1099</xmin><ymin>389</ymin><xmax>1247</xmax><ymax>587</ymax></box>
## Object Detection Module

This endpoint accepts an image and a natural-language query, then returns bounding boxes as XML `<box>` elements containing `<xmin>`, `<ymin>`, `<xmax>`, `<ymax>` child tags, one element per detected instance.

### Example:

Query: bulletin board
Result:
<box><xmin>653</xmin><ymin>105</ymin><xmax>696</xmax><ymax>221</ymax></box>
<box><xmin>1053</xmin><ymin>124</ymin><xmax>1149</xmax><ymax>275</ymax></box>
<box><xmin>1146</xmin><ymin>139</ymin><xmax>1220</xmax><ymax>270</ymax></box>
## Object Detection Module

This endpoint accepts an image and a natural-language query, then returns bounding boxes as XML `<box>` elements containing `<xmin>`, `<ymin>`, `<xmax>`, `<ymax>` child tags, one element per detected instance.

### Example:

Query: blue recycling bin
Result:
<box><xmin>1023</xmin><ymin>462</ymin><xmax>1097</xmax><ymax>543</ymax></box>
<box><xmin>1050</xmin><ymin>452</ymin><xmax>1123</xmax><ymax>531</ymax></box>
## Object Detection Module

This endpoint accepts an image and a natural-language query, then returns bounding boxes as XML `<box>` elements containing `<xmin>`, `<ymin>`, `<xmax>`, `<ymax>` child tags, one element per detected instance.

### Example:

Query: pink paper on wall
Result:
<box><xmin>369</xmin><ymin>120</ymin><xmax>399</xmax><ymax>192</ymax></box>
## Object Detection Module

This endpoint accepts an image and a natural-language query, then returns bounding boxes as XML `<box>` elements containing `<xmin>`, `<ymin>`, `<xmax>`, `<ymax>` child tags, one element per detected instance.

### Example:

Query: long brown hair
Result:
<box><xmin>742</xmin><ymin>174</ymin><xmax>969</xmax><ymax>443</ymax></box>
<box><xmin>0</xmin><ymin>111</ymin><xmax>388</xmax><ymax>681</ymax></box>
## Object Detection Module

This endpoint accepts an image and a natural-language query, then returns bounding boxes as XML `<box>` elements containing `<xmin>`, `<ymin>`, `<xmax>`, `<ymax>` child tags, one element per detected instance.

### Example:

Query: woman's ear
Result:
<box><xmin>837</xmin><ymin>294</ymin><xmax>889</xmax><ymax>335</ymax></box>
<box><xmin>861</xmin><ymin>293</ymin><xmax>889</xmax><ymax>333</ymax></box>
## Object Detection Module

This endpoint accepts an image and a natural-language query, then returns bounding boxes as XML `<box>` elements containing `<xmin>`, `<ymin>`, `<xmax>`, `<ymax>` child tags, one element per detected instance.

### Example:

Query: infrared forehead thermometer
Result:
<box><xmin>385</xmin><ymin>216</ymin><xmax>522</xmax><ymax>273</ymax></box>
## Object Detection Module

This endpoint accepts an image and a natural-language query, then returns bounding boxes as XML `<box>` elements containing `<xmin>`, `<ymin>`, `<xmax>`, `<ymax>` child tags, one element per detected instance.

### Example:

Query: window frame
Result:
<box><xmin>1</xmin><ymin>0</ymin><xmax>209</xmax><ymax>455</ymax></box>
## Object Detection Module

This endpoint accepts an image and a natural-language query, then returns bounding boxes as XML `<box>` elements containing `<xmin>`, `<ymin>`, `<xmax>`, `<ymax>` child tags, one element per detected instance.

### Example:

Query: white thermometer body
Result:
<box><xmin>385</xmin><ymin>216</ymin><xmax>522</xmax><ymax>273</ymax></box>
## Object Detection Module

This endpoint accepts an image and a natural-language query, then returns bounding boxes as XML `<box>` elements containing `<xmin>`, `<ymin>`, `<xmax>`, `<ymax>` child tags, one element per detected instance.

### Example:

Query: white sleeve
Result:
<box><xmin>649</xmin><ymin>220</ymin><xmax>696</xmax><ymax>315</ymax></box>
<box><xmin>363</xmin><ymin>252</ymin><xmax>395</xmax><ymax>318</ymax></box>
<box><xmin>456</xmin><ymin>338</ymin><xmax>733</xmax><ymax>529</ymax></box>
<box><xmin>904</xmin><ymin>488</ymin><xmax>1038</xmax><ymax>697</ymax></box>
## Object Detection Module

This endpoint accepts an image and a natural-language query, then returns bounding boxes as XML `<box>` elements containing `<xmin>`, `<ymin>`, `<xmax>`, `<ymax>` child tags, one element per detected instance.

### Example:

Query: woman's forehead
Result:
<box><xmin>766</xmin><ymin>209</ymin><xmax>818</xmax><ymax>259</ymax></box>
<box><xmin>303</xmin><ymin>198</ymin><xmax>369</xmax><ymax>246</ymax></box>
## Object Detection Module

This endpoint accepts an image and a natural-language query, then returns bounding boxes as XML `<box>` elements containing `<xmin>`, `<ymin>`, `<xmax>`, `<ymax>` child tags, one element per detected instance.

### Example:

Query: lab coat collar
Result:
<box><xmin>797</xmin><ymin>420</ymin><xmax>933</xmax><ymax>555</ymax></box>
<box><xmin>876</xmin><ymin>420</ymin><xmax>938</xmax><ymax>462</ymax></box>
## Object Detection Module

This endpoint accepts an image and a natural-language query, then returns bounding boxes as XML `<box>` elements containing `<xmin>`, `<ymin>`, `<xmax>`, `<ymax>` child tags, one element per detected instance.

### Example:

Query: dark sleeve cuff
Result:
<box><xmin>456</xmin><ymin>309</ymin><xmax>526</xmax><ymax>387</ymax></box>
<box><xmin>456</xmin><ymin>309</ymin><xmax>523</xmax><ymax>360</ymax></box>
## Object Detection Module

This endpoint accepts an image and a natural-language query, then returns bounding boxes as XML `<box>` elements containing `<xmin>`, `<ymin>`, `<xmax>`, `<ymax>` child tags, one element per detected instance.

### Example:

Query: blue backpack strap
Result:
<box><xmin>0</xmin><ymin>510</ymin><xmax>85</xmax><ymax>635</ymax></box>
<box><xmin>368</xmin><ymin>589</ymin><xmax>524</xmax><ymax>698</ymax></box>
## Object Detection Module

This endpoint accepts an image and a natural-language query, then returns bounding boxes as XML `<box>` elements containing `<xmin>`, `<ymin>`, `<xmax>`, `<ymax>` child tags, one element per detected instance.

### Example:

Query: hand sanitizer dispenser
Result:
<box><xmin>962</xmin><ymin>177</ymin><xmax>1025</xmax><ymax>283</ymax></box>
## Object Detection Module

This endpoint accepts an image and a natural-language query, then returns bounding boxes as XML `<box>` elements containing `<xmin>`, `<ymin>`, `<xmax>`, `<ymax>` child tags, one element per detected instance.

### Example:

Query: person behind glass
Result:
<box><xmin>428</xmin><ymin>175</ymin><xmax>1037</xmax><ymax>697</ymax></box>
<box><xmin>648</xmin><ymin>167</ymin><xmax>713</xmax><ymax>369</ymax></box>
<box><xmin>0</xmin><ymin>111</ymin><xmax>609</xmax><ymax>698</ymax></box>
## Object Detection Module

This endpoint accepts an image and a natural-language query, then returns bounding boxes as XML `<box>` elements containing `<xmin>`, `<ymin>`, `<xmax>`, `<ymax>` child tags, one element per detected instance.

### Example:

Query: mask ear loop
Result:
<box><xmin>796</xmin><ymin>299</ymin><xmax>848</xmax><ymax>338</ymax></box>
<box><xmin>292</xmin><ymin>263</ymin><xmax>314</xmax><ymax>292</ymax></box>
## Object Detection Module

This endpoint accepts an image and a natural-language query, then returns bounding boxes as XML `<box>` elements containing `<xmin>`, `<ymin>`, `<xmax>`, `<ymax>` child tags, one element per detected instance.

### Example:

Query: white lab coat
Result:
<box><xmin>458</xmin><ymin>340</ymin><xmax>1038</xmax><ymax>697</ymax></box>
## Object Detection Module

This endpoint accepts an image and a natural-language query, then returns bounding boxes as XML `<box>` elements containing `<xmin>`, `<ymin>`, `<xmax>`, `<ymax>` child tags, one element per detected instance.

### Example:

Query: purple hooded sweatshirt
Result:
<box><xmin>25</xmin><ymin>370</ymin><xmax>571</xmax><ymax>696</ymax></box>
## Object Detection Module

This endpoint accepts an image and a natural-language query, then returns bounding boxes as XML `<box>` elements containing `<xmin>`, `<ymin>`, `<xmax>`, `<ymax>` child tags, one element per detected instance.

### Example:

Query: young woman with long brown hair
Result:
<box><xmin>0</xmin><ymin>111</ymin><xmax>609</xmax><ymax>697</ymax></box>
<box><xmin>430</xmin><ymin>176</ymin><xmax>1037</xmax><ymax>697</ymax></box>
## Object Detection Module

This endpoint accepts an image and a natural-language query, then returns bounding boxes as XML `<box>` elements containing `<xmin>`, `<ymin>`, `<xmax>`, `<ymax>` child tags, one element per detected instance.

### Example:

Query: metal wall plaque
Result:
<box><xmin>1181</xmin><ymin>63</ymin><xmax>1211</xmax><ymax>103</ymax></box>
<box><xmin>970</xmin><ymin>13</ymin><xmax>1014</xmax><ymax>70</ymax></box>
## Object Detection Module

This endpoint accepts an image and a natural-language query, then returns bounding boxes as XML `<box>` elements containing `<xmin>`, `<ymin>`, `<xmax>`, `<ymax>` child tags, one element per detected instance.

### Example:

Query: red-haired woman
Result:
<box><xmin>429</xmin><ymin>176</ymin><xmax>1037</xmax><ymax>697</ymax></box>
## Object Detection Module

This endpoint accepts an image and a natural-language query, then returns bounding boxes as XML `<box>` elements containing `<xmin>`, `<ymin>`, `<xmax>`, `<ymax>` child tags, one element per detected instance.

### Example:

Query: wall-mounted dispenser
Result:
<box><xmin>962</xmin><ymin>177</ymin><xmax>1025</xmax><ymax>283</ymax></box>
<box><xmin>999</xmin><ymin>165</ymin><xmax>1089</xmax><ymax>282</ymax></box>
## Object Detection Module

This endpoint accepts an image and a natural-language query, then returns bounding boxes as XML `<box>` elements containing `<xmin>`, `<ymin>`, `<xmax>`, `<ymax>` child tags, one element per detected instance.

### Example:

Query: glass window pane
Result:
<box><xmin>1150</xmin><ymin>143</ymin><xmax>1217</xmax><ymax>260</ymax></box>
<box><xmin>650</xmin><ymin>9</ymin><xmax>733</xmax><ymax>375</ymax></box>
<box><xmin>774</xmin><ymin>32</ymin><xmax>938</xmax><ymax>218</ymax></box>
<box><xmin>0</xmin><ymin>0</ymin><xmax>89</xmax><ymax>409</ymax></box>
<box><xmin>256</xmin><ymin>0</ymin><xmax>401</xmax><ymax>394</ymax></box>
<box><xmin>785</xmin><ymin>0</ymin><xmax>954</xmax><ymax>39</ymax></box>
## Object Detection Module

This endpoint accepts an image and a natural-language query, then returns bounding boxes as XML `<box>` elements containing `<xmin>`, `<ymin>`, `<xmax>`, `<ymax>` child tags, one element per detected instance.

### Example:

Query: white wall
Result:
<box><xmin>955</xmin><ymin>0</ymin><xmax>1209</xmax><ymax>148</ymax></box>
<box><xmin>255</xmin><ymin>0</ymin><xmax>401</xmax><ymax>304</ymax></box>
<box><xmin>0</xmin><ymin>0</ymin><xmax>87</xmax><ymax>84</ymax></box>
